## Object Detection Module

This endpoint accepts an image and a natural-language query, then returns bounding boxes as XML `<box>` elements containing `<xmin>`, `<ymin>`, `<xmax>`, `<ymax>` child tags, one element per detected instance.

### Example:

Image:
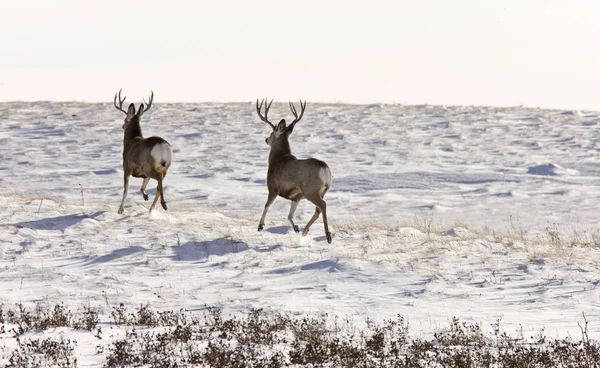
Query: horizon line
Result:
<box><xmin>0</xmin><ymin>99</ymin><xmax>595</xmax><ymax>112</ymax></box>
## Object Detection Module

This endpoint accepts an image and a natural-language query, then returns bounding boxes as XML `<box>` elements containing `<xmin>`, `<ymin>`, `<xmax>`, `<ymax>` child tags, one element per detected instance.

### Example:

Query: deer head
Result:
<box><xmin>256</xmin><ymin>99</ymin><xmax>306</xmax><ymax>147</ymax></box>
<box><xmin>114</xmin><ymin>89</ymin><xmax>153</xmax><ymax>131</ymax></box>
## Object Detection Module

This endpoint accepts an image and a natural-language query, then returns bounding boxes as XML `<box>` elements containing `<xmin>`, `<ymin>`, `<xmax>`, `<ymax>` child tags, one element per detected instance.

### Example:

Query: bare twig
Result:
<box><xmin>79</xmin><ymin>184</ymin><xmax>85</xmax><ymax>207</ymax></box>
<box><xmin>578</xmin><ymin>312</ymin><xmax>591</xmax><ymax>366</ymax></box>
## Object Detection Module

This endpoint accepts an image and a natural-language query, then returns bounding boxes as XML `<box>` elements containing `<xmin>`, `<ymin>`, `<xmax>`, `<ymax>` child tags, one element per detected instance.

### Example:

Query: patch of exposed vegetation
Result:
<box><xmin>1</xmin><ymin>303</ymin><xmax>599</xmax><ymax>367</ymax></box>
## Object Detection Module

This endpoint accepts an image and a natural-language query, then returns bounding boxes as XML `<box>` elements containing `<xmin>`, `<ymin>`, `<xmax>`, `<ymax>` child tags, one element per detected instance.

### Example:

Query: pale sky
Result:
<box><xmin>2</xmin><ymin>0</ymin><xmax>600</xmax><ymax>110</ymax></box>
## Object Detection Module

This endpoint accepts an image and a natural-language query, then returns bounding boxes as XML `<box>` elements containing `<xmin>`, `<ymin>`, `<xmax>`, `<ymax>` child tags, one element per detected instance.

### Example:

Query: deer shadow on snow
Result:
<box><xmin>85</xmin><ymin>245</ymin><xmax>147</xmax><ymax>266</ymax></box>
<box><xmin>17</xmin><ymin>211</ymin><xmax>105</xmax><ymax>231</ymax></box>
<box><xmin>264</xmin><ymin>225</ymin><xmax>290</xmax><ymax>235</ymax></box>
<box><xmin>265</xmin><ymin>225</ymin><xmax>330</xmax><ymax>243</ymax></box>
<box><xmin>83</xmin><ymin>237</ymin><xmax>250</xmax><ymax>267</ymax></box>
<box><xmin>173</xmin><ymin>237</ymin><xmax>250</xmax><ymax>262</ymax></box>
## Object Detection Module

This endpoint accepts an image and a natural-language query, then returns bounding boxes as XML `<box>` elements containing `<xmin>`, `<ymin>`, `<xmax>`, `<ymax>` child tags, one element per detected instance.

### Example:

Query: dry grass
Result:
<box><xmin>1</xmin><ymin>303</ymin><xmax>599</xmax><ymax>367</ymax></box>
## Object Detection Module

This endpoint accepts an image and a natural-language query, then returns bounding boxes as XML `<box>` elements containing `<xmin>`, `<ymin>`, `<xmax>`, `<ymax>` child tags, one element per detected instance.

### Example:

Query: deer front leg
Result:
<box><xmin>140</xmin><ymin>177</ymin><xmax>150</xmax><ymax>201</ymax></box>
<box><xmin>258</xmin><ymin>191</ymin><xmax>277</xmax><ymax>231</ymax></box>
<box><xmin>118</xmin><ymin>173</ymin><xmax>130</xmax><ymax>214</ymax></box>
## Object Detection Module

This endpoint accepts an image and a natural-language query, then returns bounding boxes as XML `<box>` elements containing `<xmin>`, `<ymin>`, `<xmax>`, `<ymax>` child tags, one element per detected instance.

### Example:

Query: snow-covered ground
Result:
<box><xmin>2</xmin><ymin>101</ymin><xmax>600</xmax><ymax>365</ymax></box>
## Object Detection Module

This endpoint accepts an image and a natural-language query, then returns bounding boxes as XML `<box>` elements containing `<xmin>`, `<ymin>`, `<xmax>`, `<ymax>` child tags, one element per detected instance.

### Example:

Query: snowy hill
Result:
<box><xmin>1</xmin><ymin>101</ymin><xmax>600</xmax><ymax>365</ymax></box>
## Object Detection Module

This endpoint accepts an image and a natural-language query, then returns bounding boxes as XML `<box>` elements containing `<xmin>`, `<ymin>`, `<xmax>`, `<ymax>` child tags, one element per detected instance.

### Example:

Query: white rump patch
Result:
<box><xmin>318</xmin><ymin>167</ymin><xmax>331</xmax><ymax>184</ymax></box>
<box><xmin>151</xmin><ymin>143</ymin><xmax>172</xmax><ymax>166</ymax></box>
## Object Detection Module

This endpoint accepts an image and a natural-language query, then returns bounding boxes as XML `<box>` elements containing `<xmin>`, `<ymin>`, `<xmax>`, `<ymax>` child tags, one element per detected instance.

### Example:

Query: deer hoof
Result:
<box><xmin>143</xmin><ymin>193</ymin><xmax>149</xmax><ymax>201</ymax></box>
<box><xmin>302</xmin><ymin>229</ymin><xmax>309</xmax><ymax>236</ymax></box>
<box><xmin>326</xmin><ymin>232</ymin><xmax>332</xmax><ymax>244</ymax></box>
<box><xmin>161</xmin><ymin>202</ymin><xmax>167</xmax><ymax>211</ymax></box>
<box><xmin>117</xmin><ymin>207</ymin><xmax>124</xmax><ymax>214</ymax></box>
<box><xmin>258</xmin><ymin>224</ymin><xmax>264</xmax><ymax>231</ymax></box>
<box><xmin>293</xmin><ymin>225</ymin><xmax>299</xmax><ymax>233</ymax></box>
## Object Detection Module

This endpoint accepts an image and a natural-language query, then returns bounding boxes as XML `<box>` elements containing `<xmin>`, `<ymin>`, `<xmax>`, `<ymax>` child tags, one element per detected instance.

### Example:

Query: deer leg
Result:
<box><xmin>321</xmin><ymin>201</ymin><xmax>332</xmax><ymax>244</ymax></box>
<box><xmin>258</xmin><ymin>191</ymin><xmax>277</xmax><ymax>231</ymax></box>
<box><xmin>149</xmin><ymin>176</ymin><xmax>167</xmax><ymax>213</ymax></box>
<box><xmin>158</xmin><ymin>176</ymin><xmax>167</xmax><ymax>210</ymax></box>
<box><xmin>304</xmin><ymin>196</ymin><xmax>332</xmax><ymax>244</ymax></box>
<box><xmin>287</xmin><ymin>200</ymin><xmax>300</xmax><ymax>233</ymax></box>
<box><xmin>118</xmin><ymin>174</ymin><xmax>130</xmax><ymax>214</ymax></box>
<box><xmin>140</xmin><ymin>177</ymin><xmax>150</xmax><ymax>201</ymax></box>
<box><xmin>303</xmin><ymin>207</ymin><xmax>321</xmax><ymax>236</ymax></box>
<box><xmin>149</xmin><ymin>189</ymin><xmax>160</xmax><ymax>213</ymax></box>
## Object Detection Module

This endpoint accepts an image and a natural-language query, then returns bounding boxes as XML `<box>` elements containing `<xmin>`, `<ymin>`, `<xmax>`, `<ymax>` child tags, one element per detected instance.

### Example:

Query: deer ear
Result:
<box><xmin>127</xmin><ymin>103</ymin><xmax>136</xmax><ymax>117</ymax></box>
<box><xmin>137</xmin><ymin>104</ymin><xmax>145</xmax><ymax>118</ymax></box>
<box><xmin>276</xmin><ymin>119</ymin><xmax>287</xmax><ymax>132</ymax></box>
<box><xmin>286</xmin><ymin>121</ymin><xmax>296</xmax><ymax>134</ymax></box>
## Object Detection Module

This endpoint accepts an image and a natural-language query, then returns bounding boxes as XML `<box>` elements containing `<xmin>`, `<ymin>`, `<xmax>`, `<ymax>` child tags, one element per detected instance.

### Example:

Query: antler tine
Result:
<box><xmin>289</xmin><ymin>99</ymin><xmax>306</xmax><ymax>124</ymax></box>
<box><xmin>256</xmin><ymin>98</ymin><xmax>275</xmax><ymax>129</ymax></box>
<box><xmin>142</xmin><ymin>90</ymin><xmax>154</xmax><ymax>112</ymax></box>
<box><xmin>113</xmin><ymin>88</ymin><xmax>128</xmax><ymax>114</ymax></box>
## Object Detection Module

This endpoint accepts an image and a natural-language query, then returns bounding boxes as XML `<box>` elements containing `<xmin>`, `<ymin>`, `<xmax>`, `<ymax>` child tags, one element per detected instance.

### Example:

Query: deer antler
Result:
<box><xmin>142</xmin><ymin>91</ymin><xmax>154</xmax><ymax>112</ymax></box>
<box><xmin>114</xmin><ymin>89</ymin><xmax>128</xmax><ymax>114</ymax></box>
<box><xmin>256</xmin><ymin>98</ymin><xmax>275</xmax><ymax>130</ymax></box>
<box><xmin>289</xmin><ymin>100</ymin><xmax>306</xmax><ymax>124</ymax></box>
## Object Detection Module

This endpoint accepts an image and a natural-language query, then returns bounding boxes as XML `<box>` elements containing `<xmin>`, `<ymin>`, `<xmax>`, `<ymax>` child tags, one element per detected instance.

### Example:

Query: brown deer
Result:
<box><xmin>114</xmin><ymin>89</ymin><xmax>172</xmax><ymax>214</ymax></box>
<box><xmin>256</xmin><ymin>99</ymin><xmax>333</xmax><ymax>243</ymax></box>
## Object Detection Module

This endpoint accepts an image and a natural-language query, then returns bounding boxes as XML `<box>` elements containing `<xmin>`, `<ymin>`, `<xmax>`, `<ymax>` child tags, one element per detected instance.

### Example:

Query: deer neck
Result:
<box><xmin>123</xmin><ymin>123</ymin><xmax>143</xmax><ymax>149</ymax></box>
<box><xmin>268</xmin><ymin>139</ymin><xmax>293</xmax><ymax>167</ymax></box>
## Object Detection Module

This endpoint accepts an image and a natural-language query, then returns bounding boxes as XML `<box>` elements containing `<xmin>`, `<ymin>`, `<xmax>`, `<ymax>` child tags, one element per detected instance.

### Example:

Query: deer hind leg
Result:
<box><xmin>303</xmin><ymin>207</ymin><xmax>321</xmax><ymax>236</ymax></box>
<box><xmin>304</xmin><ymin>194</ymin><xmax>332</xmax><ymax>244</ymax></box>
<box><xmin>150</xmin><ymin>175</ymin><xmax>167</xmax><ymax>213</ymax></box>
<box><xmin>158</xmin><ymin>175</ymin><xmax>167</xmax><ymax>210</ymax></box>
<box><xmin>287</xmin><ymin>200</ymin><xmax>300</xmax><ymax>233</ymax></box>
<box><xmin>140</xmin><ymin>177</ymin><xmax>150</xmax><ymax>201</ymax></box>
<box><xmin>258</xmin><ymin>191</ymin><xmax>277</xmax><ymax>231</ymax></box>
<box><xmin>118</xmin><ymin>173</ymin><xmax>130</xmax><ymax>214</ymax></box>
